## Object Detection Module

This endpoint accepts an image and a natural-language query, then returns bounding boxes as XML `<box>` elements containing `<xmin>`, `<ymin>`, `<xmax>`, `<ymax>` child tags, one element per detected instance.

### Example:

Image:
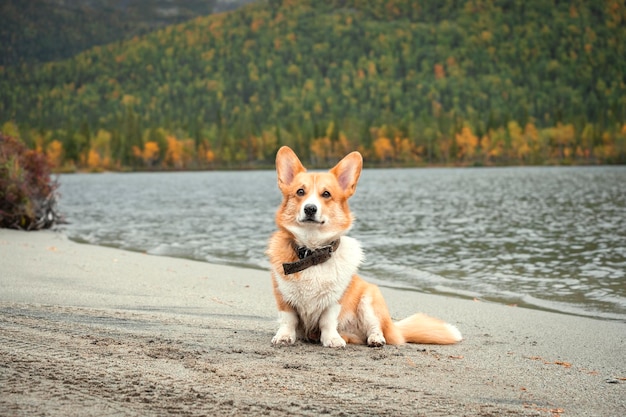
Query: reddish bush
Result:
<box><xmin>0</xmin><ymin>132</ymin><xmax>60</xmax><ymax>230</ymax></box>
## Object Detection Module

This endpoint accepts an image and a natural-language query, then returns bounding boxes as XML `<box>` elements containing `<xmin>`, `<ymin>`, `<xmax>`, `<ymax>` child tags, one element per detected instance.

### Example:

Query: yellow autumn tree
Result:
<box><xmin>508</xmin><ymin>121</ymin><xmax>531</xmax><ymax>161</ymax></box>
<box><xmin>551</xmin><ymin>123</ymin><xmax>576</xmax><ymax>159</ymax></box>
<box><xmin>455</xmin><ymin>126</ymin><xmax>479</xmax><ymax>162</ymax></box>
<box><xmin>197</xmin><ymin>140</ymin><xmax>216</xmax><ymax>166</ymax></box>
<box><xmin>523</xmin><ymin>122</ymin><xmax>542</xmax><ymax>163</ymax></box>
<box><xmin>132</xmin><ymin>141</ymin><xmax>160</xmax><ymax>167</ymax></box>
<box><xmin>206</xmin><ymin>148</ymin><xmax>215</xmax><ymax>164</ymax></box>
<box><xmin>165</xmin><ymin>136</ymin><xmax>184</xmax><ymax>168</ymax></box>
<box><xmin>373</xmin><ymin>137</ymin><xmax>394</xmax><ymax>162</ymax></box>
<box><xmin>481</xmin><ymin>128</ymin><xmax>506</xmax><ymax>163</ymax></box>
<box><xmin>89</xmin><ymin>129</ymin><xmax>112</xmax><ymax>169</ymax></box>
<box><xmin>45</xmin><ymin>140</ymin><xmax>64</xmax><ymax>169</ymax></box>
<box><xmin>87</xmin><ymin>149</ymin><xmax>101</xmax><ymax>170</ymax></box>
<box><xmin>164</xmin><ymin>136</ymin><xmax>194</xmax><ymax>168</ymax></box>
<box><xmin>143</xmin><ymin>141</ymin><xmax>160</xmax><ymax>166</ymax></box>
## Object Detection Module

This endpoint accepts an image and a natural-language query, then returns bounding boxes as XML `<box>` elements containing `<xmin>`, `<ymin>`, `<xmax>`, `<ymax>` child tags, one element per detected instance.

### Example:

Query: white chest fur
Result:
<box><xmin>274</xmin><ymin>236</ymin><xmax>363</xmax><ymax>330</ymax></box>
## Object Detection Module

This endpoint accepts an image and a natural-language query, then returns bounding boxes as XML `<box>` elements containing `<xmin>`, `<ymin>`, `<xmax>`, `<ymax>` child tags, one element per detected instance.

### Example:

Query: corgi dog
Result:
<box><xmin>267</xmin><ymin>146</ymin><xmax>462</xmax><ymax>348</ymax></box>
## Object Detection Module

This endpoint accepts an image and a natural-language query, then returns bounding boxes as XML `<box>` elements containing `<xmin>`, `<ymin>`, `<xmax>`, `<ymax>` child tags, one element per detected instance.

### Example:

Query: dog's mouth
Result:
<box><xmin>299</xmin><ymin>217</ymin><xmax>325</xmax><ymax>225</ymax></box>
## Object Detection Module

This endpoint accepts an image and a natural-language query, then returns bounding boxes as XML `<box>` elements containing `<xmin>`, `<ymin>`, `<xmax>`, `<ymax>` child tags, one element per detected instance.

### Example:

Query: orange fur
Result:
<box><xmin>267</xmin><ymin>146</ymin><xmax>462</xmax><ymax>347</ymax></box>
<box><xmin>337</xmin><ymin>276</ymin><xmax>460</xmax><ymax>345</ymax></box>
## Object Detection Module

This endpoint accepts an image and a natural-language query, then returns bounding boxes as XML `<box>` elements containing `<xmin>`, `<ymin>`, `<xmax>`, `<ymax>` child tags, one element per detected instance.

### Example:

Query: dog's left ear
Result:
<box><xmin>330</xmin><ymin>151</ymin><xmax>363</xmax><ymax>198</ymax></box>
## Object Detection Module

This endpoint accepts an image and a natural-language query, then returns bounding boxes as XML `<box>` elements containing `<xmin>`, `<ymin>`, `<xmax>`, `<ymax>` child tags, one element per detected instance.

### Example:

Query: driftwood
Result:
<box><xmin>0</xmin><ymin>184</ymin><xmax>63</xmax><ymax>231</ymax></box>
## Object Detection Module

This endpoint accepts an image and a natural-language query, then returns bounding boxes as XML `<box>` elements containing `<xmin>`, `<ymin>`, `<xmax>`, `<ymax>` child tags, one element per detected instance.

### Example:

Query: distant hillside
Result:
<box><xmin>0</xmin><ymin>0</ymin><xmax>256</xmax><ymax>66</ymax></box>
<box><xmin>1</xmin><ymin>0</ymin><xmax>625</xmax><ymax>170</ymax></box>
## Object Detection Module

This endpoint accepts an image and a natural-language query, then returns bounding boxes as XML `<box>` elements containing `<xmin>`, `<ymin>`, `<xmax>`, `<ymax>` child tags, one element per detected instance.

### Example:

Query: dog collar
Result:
<box><xmin>282</xmin><ymin>239</ymin><xmax>341</xmax><ymax>275</ymax></box>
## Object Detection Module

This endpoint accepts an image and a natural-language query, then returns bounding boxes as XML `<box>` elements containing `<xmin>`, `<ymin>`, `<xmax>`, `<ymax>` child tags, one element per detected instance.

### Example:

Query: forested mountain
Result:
<box><xmin>1</xmin><ymin>0</ymin><xmax>625</xmax><ymax>170</ymax></box>
<box><xmin>0</xmin><ymin>0</ymin><xmax>256</xmax><ymax>66</ymax></box>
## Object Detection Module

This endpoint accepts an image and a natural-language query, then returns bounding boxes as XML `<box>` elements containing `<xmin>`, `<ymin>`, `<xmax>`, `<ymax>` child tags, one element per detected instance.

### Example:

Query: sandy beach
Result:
<box><xmin>0</xmin><ymin>228</ymin><xmax>624</xmax><ymax>416</ymax></box>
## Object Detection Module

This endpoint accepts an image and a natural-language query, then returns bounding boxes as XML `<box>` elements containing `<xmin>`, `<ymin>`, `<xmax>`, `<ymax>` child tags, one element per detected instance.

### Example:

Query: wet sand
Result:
<box><xmin>1</xmin><ymin>229</ymin><xmax>624</xmax><ymax>416</ymax></box>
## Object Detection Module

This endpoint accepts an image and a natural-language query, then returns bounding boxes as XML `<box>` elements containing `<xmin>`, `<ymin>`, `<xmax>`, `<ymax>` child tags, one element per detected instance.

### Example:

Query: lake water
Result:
<box><xmin>57</xmin><ymin>166</ymin><xmax>626</xmax><ymax>321</ymax></box>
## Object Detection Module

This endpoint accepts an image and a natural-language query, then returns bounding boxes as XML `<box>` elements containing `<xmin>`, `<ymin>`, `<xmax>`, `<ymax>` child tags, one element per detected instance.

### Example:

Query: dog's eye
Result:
<box><xmin>321</xmin><ymin>191</ymin><xmax>331</xmax><ymax>198</ymax></box>
<box><xmin>296</xmin><ymin>188</ymin><xmax>305</xmax><ymax>197</ymax></box>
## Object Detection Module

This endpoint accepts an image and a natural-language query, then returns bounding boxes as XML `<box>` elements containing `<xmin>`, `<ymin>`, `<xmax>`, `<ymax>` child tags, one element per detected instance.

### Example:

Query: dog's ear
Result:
<box><xmin>276</xmin><ymin>146</ymin><xmax>306</xmax><ymax>192</ymax></box>
<box><xmin>330</xmin><ymin>151</ymin><xmax>362</xmax><ymax>197</ymax></box>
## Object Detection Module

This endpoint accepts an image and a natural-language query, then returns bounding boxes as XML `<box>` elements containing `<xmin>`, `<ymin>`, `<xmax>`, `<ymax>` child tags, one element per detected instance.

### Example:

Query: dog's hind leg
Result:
<box><xmin>358</xmin><ymin>295</ymin><xmax>387</xmax><ymax>347</ymax></box>
<box><xmin>360</xmin><ymin>284</ymin><xmax>406</xmax><ymax>346</ymax></box>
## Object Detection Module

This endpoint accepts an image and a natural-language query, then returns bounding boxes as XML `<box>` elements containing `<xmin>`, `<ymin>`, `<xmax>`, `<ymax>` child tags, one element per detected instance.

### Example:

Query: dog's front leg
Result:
<box><xmin>319</xmin><ymin>303</ymin><xmax>346</xmax><ymax>348</ymax></box>
<box><xmin>272</xmin><ymin>310</ymin><xmax>299</xmax><ymax>345</ymax></box>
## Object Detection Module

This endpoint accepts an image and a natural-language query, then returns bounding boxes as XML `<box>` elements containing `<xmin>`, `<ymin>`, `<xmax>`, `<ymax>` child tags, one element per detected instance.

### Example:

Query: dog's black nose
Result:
<box><xmin>304</xmin><ymin>204</ymin><xmax>317</xmax><ymax>217</ymax></box>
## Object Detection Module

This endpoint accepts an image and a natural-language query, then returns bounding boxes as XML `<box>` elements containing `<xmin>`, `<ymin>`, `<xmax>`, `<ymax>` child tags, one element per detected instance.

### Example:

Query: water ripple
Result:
<box><xmin>58</xmin><ymin>166</ymin><xmax>626</xmax><ymax>321</ymax></box>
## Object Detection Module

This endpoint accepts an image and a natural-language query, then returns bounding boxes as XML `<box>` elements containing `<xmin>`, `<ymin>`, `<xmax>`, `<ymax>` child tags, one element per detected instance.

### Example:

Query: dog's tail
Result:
<box><xmin>391</xmin><ymin>313</ymin><xmax>462</xmax><ymax>345</ymax></box>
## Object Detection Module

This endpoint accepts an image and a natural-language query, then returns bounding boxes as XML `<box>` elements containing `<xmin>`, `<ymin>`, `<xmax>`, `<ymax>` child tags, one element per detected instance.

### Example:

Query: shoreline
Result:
<box><xmin>51</xmin><ymin>161</ymin><xmax>626</xmax><ymax>175</ymax></box>
<box><xmin>1</xmin><ymin>228</ymin><xmax>624</xmax><ymax>416</ymax></box>
<box><xmin>63</xmin><ymin>234</ymin><xmax>626</xmax><ymax>324</ymax></box>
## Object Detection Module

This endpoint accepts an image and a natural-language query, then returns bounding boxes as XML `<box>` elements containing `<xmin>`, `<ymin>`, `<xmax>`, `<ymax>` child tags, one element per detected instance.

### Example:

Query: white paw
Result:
<box><xmin>367</xmin><ymin>333</ymin><xmax>386</xmax><ymax>347</ymax></box>
<box><xmin>271</xmin><ymin>330</ymin><xmax>296</xmax><ymax>346</ymax></box>
<box><xmin>321</xmin><ymin>333</ymin><xmax>346</xmax><ymax>348</ymax></box>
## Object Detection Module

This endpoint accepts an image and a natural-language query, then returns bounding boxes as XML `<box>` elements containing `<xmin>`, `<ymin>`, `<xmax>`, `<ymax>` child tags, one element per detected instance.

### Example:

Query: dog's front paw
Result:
<box><xmin>367</xmin><ymin>333</ymin><xmax>386</xmax><ymax>347</ymax></box>
<box><xmin>321</xmin><ymin>333</ymin><xmax>346</xmax><ymax>348</ymax></box>
<box><xmin>271</xmin><ymin>331</ymin><xmax>296</xmax><ymax>346</ymax></box>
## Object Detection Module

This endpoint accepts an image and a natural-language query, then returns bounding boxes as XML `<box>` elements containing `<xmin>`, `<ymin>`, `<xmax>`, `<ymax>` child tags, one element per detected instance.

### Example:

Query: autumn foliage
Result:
<box><xmin>1</xmin><ymin>0</ymin><xmax>625</xmax><ymax>169</ymax></box>
<box><xmin>0</xmin><ymin>132</ymin><xmax>60</xmax><ymax>230</ymax></box>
